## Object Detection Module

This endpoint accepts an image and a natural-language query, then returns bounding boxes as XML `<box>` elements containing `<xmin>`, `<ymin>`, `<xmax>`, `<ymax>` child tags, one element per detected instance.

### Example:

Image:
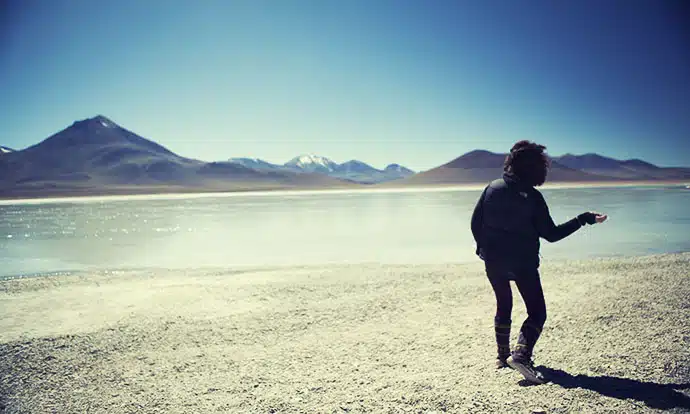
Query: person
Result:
<box><xmin>470</xmin><ymin>140</ymin><xmax>607</xmax><ymax>384</ymax></box>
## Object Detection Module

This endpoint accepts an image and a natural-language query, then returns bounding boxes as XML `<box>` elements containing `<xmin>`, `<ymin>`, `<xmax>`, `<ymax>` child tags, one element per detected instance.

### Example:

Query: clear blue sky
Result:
<box><xmin>1</xmin><ymin>0</ymin><xmax>689</xmax><ymax>170</ymax></box>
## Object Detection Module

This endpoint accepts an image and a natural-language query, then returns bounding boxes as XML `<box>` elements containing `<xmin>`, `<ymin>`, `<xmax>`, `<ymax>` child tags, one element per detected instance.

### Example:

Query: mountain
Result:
<box><xmin>555</xmin><ymin>153</ymin><xmax>622</xmax><ymax>171</ymax></box>
<box><xmin>385</xmin><ymin>149</ymin><xmax>690</xmax><ymax>187</ymax></box>
<box><xmin>384</xmin><ymin>164</ymin><xmax>415</xmax><ymax>177</ymax></box>
<box><xmin>4</xmin><ymin>116</ymin><xmax>684</xmax><ymax>199</ymax></box>
<box><xmin>0</xmin><ymin>115</ymin><xmax>198</xmax><ymax>187</ymax></box>
<box><xmin>619</xmin><ymin>159</ymin><xmax>659</xmax><ymax>170</ymax></box>
<box><xmin>386</xmin><ymin>150</ymin><xmax>622</xmax><ymax>186</ymax></box>
<box><xmin>285</xmin><ymin>154</ymin><xmax>338</xmax><ymax>174</ymax></box>
<box><xmin>228</xmin><ymin>157</ymin><xmax>281</xmax><ymax>171</ymax></box>
<box><xmin>553</xmin><ymin>153</ymin><xmax>690</xmax><ymax>180</ymax></box>
<box><xmin>331</xmin><ymin>160</ymin><xmax>385</xmax><ymax>183</ymax></box>
<box><xmin>336</xmin><ymin>160</ymin><xmax>379</xmax><ymax>174</ymax></box>
<box><xmin>240</xmin><ymin>155</ymin><xmax>413</xmax><ymax>183</ymax></box>
<box><xmin>281</xmin><ymin>156</ymin><xmax>415</xmax><ymax>183</ymax></box>
<box><xmin>0</xmin><ymin>116</ymin><xmax>352</xmax><ymax>197</ymax></box>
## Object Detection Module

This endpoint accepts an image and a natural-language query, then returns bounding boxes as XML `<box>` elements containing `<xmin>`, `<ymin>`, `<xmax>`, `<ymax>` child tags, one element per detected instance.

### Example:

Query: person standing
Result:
<box><xmin>470</xmin><ymin>140</ymin><xmax>607</xmax><ymax>384</ymax></box>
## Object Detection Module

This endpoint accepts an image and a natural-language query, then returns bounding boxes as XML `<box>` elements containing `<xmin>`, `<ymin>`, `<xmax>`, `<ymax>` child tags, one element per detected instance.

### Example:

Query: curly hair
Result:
<box><xmin>503</xmin><ymin>140</ymin><xmax>551</xmax><ymax>187</ymax></box>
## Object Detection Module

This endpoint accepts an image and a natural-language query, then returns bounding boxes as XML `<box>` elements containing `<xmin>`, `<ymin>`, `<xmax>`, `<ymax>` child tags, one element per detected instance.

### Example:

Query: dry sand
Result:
<box><xmin>1</xmin><ymin>253</ymin><xmax>689</xmax><ymax>413</ymax></box>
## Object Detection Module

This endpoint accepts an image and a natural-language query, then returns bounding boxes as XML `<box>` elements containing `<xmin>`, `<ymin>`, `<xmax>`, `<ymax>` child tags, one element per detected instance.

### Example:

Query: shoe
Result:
<box><xmin>506</xmin><ymin>355</ymin><xmax>546</xmax><ymax>384</ymax></box>
<box><xmin>496</xmin><ymin>345</ymin><xmax>511</xmax><ymax>369</ymax></box>
<box><xmin>496</xmin><ymin>356</ymin><xmax>509</xmax><ymax>369</ymax></box>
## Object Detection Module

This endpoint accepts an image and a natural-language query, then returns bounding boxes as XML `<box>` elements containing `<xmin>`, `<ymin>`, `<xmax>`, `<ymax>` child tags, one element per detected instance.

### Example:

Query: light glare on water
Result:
<box><xmin>0</xmin><ymin>186</ymin><xmax>688</xmax><ymax>277</ymax></box>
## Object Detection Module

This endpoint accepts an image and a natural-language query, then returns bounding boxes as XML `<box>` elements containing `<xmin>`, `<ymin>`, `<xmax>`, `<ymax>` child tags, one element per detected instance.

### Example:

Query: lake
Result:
<box><xmin>1</xmin><ymin>185</ymin><xmax>688</xmax><ymax>278</ymax></box>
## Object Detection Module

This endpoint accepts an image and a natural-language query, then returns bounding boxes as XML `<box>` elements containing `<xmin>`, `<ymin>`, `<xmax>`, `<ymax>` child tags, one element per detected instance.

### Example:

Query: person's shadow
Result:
<box><xmin>520</xmin><ymin>367</ymin><xmax>690</xmax><ymax>411</ymax></box>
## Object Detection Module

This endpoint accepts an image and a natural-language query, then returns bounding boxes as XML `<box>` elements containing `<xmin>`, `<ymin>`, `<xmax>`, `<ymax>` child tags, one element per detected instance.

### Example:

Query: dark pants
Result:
<box><xmin>485</xmin><ymin>262</ymin><xmax>547</xmax><ymax>360</ymax></box>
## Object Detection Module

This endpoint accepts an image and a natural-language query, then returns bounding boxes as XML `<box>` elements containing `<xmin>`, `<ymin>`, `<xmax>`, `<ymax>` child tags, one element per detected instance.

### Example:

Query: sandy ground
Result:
<box><xmin>1</xmin><ymin>253</ymin><xmax>689</xmax><ymax>413</ymax></box>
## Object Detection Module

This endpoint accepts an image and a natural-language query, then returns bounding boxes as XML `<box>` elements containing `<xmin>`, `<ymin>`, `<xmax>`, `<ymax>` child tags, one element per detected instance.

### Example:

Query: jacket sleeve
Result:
<box><xmin>471</xmin><ymin>187</ymin><xmax>487</xmax><ymax>252</ymax></box>
<box><xmin>533</xmin><ymin>191</ymin><xmax>581</xmax><ymax>243</ymax></box>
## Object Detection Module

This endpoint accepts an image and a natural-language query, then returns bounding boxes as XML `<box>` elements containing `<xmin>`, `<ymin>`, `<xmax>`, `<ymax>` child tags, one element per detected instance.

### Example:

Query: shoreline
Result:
<box><xmin>1</xmin><ymin>249</ymin><xmax>687</xmax><ymax>282</ymax></box>
<box><xmin>0</xmin><ymin>180</ymin><xmax>686</xmax><ymax>205</ymax></box>
<box><xmin>1</xmin><ymin>253</ymin><xmax>689</xmax><ymax>413</ymax></box>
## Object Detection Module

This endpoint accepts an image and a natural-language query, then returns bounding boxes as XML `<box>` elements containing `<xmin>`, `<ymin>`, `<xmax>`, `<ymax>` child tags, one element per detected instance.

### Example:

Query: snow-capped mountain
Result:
<box><xmin>283</xmin><ymin>156</ymin><xmax>415</xmax><ymax>183</ymax></box>
<box><xmin>220</xmin><ymin>153</ymin><xmax>416</xmax><ymax>183</ymax></box>
<box><xmin>285</xmin><ymin>154</ymin><xmax>338</xmax><ymax>173</ymax></box>
<box><xmin>0</xmin><ymin>146</ymin><xmax>14</xmax><ymax>154</ymax></box>
<box><xmin>0</xmin><ymin>116</ymin><xmax>353</xmax><ymax>197</ymax></box>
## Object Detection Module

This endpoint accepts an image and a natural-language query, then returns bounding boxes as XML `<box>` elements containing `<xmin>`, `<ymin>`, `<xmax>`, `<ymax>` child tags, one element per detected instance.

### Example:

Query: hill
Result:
<box><xmin>386</xmin><ymin>150</ymin><xmax>616</xmax><ymax>186</ymax></box>
<box><xmin>383</xmin><ymin>150</ymin><xmax>690</xmax><ymax>187</ymax></box>
<box><xmin>554</xmin><ymin>153</ymin><xmax>690</xmax><ymax>180</ymax></box>
<box><xmin>0</xmin><ymin>116</ymin><xmax>352</xmax><ymax>197</ymax></box>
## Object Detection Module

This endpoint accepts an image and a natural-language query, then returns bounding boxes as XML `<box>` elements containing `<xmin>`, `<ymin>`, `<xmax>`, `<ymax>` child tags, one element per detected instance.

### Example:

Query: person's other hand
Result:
<box><xmin>578</xmin><ymin>211</ymin><xmax>607</xmax><ymax>225</ymax></box>
<box><xmin>594</xmin><ymin>213</ymin><xmax>608</xmax><ymax>224</ymax></box>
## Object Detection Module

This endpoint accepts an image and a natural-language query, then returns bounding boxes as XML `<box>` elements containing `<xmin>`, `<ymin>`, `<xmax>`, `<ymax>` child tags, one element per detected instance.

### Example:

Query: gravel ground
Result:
<box><xmin>1</xmin><ymin>253</ymin><xmax>689</xmax><ymax>413</ymax></box>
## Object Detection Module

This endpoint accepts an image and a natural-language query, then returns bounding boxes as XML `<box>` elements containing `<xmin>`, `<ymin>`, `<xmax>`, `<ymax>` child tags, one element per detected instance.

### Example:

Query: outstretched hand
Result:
<box><xmin>578</xmin><ymin>211</ymin><xmax>608</xmax><ymax>225</ymax></box>
<box><xmin>593</xmin><ymin>212</ymin><xmax>608</xmax><ymax>224</ymax></box>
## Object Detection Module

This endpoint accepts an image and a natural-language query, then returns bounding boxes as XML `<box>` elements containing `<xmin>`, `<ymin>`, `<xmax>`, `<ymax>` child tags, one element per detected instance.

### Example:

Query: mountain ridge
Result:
<box><xmin>0</xmin><ymin>116</ymin><xmax>354</xmax><ymax>196</ymax></box>
<box><xmin>1</xmin><ymin>116</ymin><xmax>688</xmax><ymax>198</ymax></box>
<box><xmin>384</xmin><ymin>149</ymin><xmax>689</xmax><ymax>186</ymax></box>
<box><xmin>227</xmin><ymin>154</ymin><xmax>415</xmax><ymax>183</ymax></box>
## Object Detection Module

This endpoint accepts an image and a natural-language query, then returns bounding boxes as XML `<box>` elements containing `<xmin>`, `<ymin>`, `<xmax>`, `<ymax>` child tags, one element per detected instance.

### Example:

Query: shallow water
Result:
<box><xmin>1</xmin><ymin>186</ymin><xmax>688</xmax><ymax>277</ymax></box>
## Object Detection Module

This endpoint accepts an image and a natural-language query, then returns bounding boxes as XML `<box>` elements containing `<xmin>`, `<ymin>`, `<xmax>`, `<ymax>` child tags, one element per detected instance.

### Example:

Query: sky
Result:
<box><xmin>1</xmin><ymin>0</ymin><xmax>689</xmax><ymax>171</ymax></box>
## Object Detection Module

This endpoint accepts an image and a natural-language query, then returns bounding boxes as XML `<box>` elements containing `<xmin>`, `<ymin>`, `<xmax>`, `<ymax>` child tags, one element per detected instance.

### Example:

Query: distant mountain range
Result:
<box><xmin>390</xmin><ymin>150</ymin><xmax>690</xmax><ymax>186</ymax></box>
<box><xmin>552</xmin><ymin>153</ymin><xmax>689</xmax><ymax>180</ymax></box>
<box><xmin>0</xmin><ymin>115</ymin><xmax>688</xmax><ymax>198</ymax></box>
<box><xmin>229</xmin><ymin>155</ymin><xmax>414</xmax><ymax>183</ymax></box>
<box><xmin>0</xmin><ymin>116</ymin><xmax>352</xmax><ymax>197</ymax></box>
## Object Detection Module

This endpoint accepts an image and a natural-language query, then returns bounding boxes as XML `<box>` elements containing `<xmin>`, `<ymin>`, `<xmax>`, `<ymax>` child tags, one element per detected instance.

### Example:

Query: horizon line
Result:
<box><xmin>3</xmin><ymin>114</ymin><xmax>688</xmax><ymax>170</ymax></box>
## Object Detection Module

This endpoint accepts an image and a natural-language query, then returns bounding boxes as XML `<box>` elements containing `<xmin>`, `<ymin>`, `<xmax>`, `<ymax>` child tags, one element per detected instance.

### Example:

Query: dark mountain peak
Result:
<box><xmin>61</xmin><ymin>115</ymin><xmax>126</xmax><ymax>141</ymax></box>
<box><xmin>557</xmin><ymin>152</ymin><xmax>616</xmax><ymax>161</ymax></box>
<box><xmin>335</xmin><ymin>159</ymin><xmax>380</xmax><ymax>174</ymax></box>
<box><xmin>22</xmin><ymin>115</ymin><xmax>178</xmax><ymax>161</ymax></box>
<box><xmin>92</xmin><ymin>114</ymin><xmax>115</xmax><ymax>123</ymax></box>
<box><xmin>70</xmin><ymin>115</ymin><xmax>119</xmax><ymax>130</ymax></box>
<box><xmin>339</xmin><ymin>159</ymin><xmax>374</xmax><ymax>169</ymax></box>
<box><xmin>93</xmin><ymin>115</ymin><xmax>118</xmax><ymax>127</ymax></box>
<box><xmin>443</xmin><ymin>150</ymin><xmax>507</xmax><ymax>169</ymax></box>
<box><xmin>554</xmin><ymin>153</ymin><xmax>622</xmax><ymax>170</ymax></box>
<box><xmin>384</xmin><ymin>163</ymin><xmax>414</xmax><ymax>174</ymax></box>
<box><xmin>462</xmin><ymin>149</ymin><xmax>500</xmax><ymax>158</ymax></box>
<box><xmin>583</xmin><ymin>153</ymin><xmax>614</xmax><ymax>160</ymax></box>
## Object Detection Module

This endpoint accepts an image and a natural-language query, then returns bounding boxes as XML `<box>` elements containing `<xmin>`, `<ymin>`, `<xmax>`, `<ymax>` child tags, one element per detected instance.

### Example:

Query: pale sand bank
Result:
<box><xmin>1</xmin><ymin>254</ymin><xmax>689</xmax><ymax>413</ymax></box>
<box><xmin>1</xmin><ymin>180</ymin><xmax>687</xmax><ymax>205</ymax></box>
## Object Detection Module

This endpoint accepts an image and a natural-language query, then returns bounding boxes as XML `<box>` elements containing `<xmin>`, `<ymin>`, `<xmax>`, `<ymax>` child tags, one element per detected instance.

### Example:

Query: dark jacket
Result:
<box><xmin>471</xmin><ymin>172</ymin><xmax>582</xmax><ymax>269</ymax></box>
